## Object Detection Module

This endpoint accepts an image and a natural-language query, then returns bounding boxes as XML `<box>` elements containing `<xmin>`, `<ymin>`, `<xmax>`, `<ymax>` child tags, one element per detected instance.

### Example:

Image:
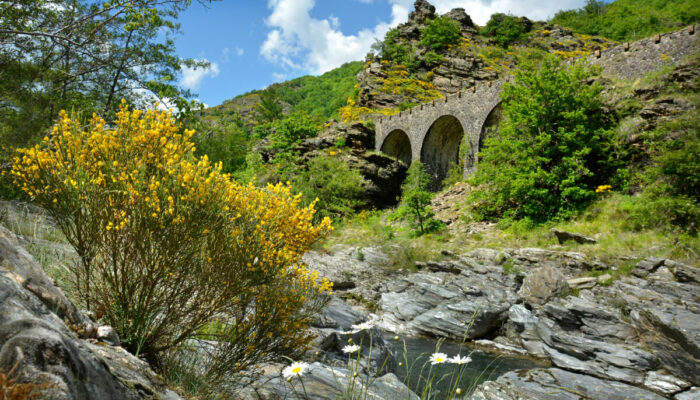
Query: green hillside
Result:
<box><xmin>551</xmin><ymin>0</ymin><xmax>699</xmax><ymax>41</ymax></box>
<box><xmin>205</xmin><ymin>61</ymin><xmax>363</xmax><ymax>124</ymax></box>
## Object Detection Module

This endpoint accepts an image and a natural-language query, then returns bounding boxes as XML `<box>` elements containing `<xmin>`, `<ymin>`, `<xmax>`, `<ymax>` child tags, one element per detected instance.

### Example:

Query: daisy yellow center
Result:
<box><xmin>292</xmin><ymin>367</ymin><xmax>302</xmax><ymax>374</ymax></box>
<box><xmin>436</xmin><ymin>357</ymin><xmax>444</xmax><ymax>362</ymax></box>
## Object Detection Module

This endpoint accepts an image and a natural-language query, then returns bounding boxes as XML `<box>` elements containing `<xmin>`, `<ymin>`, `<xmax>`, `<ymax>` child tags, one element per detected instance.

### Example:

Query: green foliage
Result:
<box><xmin>627</xmin><ymin>110</ymin><xmax>700</xmax><ymax>233</ymax></box>
<box><xmin>267</xmin><ymin>110</ymin><xmax>321</xmax><ymax>150</ymax></box>
<box><xmin>373</xmin><ymin>28</ymin><xmax>415</xmax><ymax>69</ymax></box>
<box><xmin>292</xmin><ymin>155</ymin><xmax>369</xmax><ymax>220</ymax></box>
<box><xmin>396</xmin><ymin>162</ymin><xmax>444</xmax><ymax>235</ymax></box>
<box><xmin>420</xmin><ymin>16</ymin><xmax>461</xmax><ymax>51</ymax></box>
<box><xmin>207</xmin><ymin>62</ymin><xmax>363</xmax><ymax>125</ymax></box>
<box><xmin>469</xmin><ymin>55</ymin><xmax>620</xmax><ymax>223</ymax></box>
<box><xmin>481</xmin><ymin>14</ymin><xmax>528</xmax><ymax>47</ymax></box>
<box><xmin>0</xmin><ymin>0</ymin><xmax>208</xmax><ymax>147</ymax></box>
<box><xmin>254</xmin><ymin>89</ymin><xmax>283</xmax><ymax>123</ymax></box>
<box><xmin>551</xmin><ymin>0</ymin><xmax>700</xmax><ymax>41</ymax></box>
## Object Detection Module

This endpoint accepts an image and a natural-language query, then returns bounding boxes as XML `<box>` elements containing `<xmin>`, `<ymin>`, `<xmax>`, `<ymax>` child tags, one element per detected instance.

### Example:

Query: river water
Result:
<box><xmin>388</xmin><ymin>336</ymin><xmax>545</xmax><ymax>398</ymax></box>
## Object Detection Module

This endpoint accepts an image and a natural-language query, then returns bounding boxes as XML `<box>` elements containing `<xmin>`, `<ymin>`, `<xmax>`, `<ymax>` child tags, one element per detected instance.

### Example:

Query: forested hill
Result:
<box><xmin>202</xmin><ymin>61</ymin><xmax>363</xmax><ymax>127</ymax></box>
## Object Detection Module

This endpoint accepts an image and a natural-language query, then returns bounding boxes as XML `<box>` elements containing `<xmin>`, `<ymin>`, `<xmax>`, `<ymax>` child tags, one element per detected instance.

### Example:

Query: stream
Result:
<box><xmin>390</xmin><ymin>336</ymin><xmax>546</xmax><ymax>398</ymax></box>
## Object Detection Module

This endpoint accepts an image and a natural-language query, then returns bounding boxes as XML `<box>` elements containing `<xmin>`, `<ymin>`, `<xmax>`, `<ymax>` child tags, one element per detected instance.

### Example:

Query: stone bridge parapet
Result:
<box><xmin>373</xmin><ymin>25</ymin><xmax>697</xmax><ymax>186</ymax></box>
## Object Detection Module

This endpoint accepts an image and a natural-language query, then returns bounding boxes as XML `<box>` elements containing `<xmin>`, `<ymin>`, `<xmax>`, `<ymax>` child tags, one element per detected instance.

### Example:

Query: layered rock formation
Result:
<box><xmin>0</xmin><ymin>225</ymin><xmax>181</xmax><ymax>400</ymax></box>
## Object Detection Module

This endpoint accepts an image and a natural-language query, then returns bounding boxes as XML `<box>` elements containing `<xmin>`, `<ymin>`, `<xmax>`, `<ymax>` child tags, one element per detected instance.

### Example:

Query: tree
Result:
<box><xmin>0</xmin><ymin>0</ymin><xmax>212</xmax><ymax>146</ymax></box>
<box><xmin>469</xmin><ymin>54</ymin><xmax>620</xmax><ymax>222</ymax></box>
<box><xmin>397</xmin><ymin>161</ymin><xmax>442</xmax><ymax>235</ymax></box>
<box><xmin>254</xmin><ymin>88</ymin><xmax>283</xmax><ymax>123</ymax></box>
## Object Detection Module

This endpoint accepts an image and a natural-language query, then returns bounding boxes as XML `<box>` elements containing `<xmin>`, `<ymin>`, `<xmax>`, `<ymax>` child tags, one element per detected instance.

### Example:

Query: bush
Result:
<box><xmin>480</xmin><ymin>13</ymin><xmax>527</xmax><ymax>47</ymax></box>
<box><xmin>292</xmin><ymin>154</ymin><xmax>369</xmax><ymax>221</ymax></box>
<box><xmin>469</xmin><ymin>55</ymin><xmax>620</xmax><ymax>222</ymax></box>
<box><xmin>395</xmin><ymin>162</ymin><xmax>443</xmax><ymax>235</ymax></box>
<box><xmin>420</xmin><ymin>16</ymin><xmax>461</xmax><ymax>51</ymax></box>
<box><xmin>11</xmin><ymin>103</ymin><xmax>332</xmax><ymax>372</ymax></box>
<box><xmin>628</xmin><ymin>110</ymin><xmax>700</xmax><ymax>234</ymax></box>
<box><xmin>373</xmin><ymin>28</ymin><xmax>414</xmax><ymax>69</ymax></box>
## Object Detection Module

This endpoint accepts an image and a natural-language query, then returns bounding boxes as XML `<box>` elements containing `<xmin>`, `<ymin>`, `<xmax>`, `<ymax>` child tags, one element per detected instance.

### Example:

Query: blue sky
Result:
<box><xmin>174</xmin><ymin>0</ymin><xmax>588</xmax><ymax>107</ymax></box>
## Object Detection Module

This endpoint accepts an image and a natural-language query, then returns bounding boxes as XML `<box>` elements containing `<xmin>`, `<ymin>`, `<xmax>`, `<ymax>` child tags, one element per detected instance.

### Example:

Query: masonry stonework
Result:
<box><xmin>375</xmin><ymin>25</ymin><xmax>698</xmax><ymax>183</ymax></box>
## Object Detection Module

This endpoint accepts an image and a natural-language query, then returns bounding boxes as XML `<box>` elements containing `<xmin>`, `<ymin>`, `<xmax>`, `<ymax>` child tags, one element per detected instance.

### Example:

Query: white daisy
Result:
<box><xmin>450</xmin><ymin>354</ymin><xmax>472</xmax><ymax>365</ymax></box>
<box><xmin>342</xmin><ymin>344</ymin><xmax>361</xmax><ymax>354</ymax></box>
<box><xmin>429</xmin><ymin>352</ymin><xmax>448</xmax><ymax>365</ymax></box>
<box><xmin>282</xmin><ymin>361</ymin><xmax>309</xmax><ymax>378</ymax></box>
<box><xmin>349</xmin><ymin>321</ymin><xmax>374</xmax><ymax>333</ymax></box>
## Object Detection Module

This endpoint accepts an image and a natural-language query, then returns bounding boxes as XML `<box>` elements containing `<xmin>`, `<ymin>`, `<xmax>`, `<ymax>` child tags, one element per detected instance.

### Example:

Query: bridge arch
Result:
<box><xmin>420</xmin><ymin>114</ymin><xmax>464</xmax><ymax>189</ymax></box>
<box><xmin>380</xmin><ymin>129</ymin><xmax>412</xmax><ymax>166</ymax></box>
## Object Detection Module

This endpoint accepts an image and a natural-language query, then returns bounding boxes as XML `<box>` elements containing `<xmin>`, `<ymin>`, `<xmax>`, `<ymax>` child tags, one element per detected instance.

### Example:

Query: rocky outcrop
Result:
<box><xmin>0</xmin><ymin>225</ymin><xmax>181</xmax><ymax>400</ymax></box>
<box><xmin>307</xmin><ymin>244</ymin><xmax>700</xmax><ymax>399</ymax></box>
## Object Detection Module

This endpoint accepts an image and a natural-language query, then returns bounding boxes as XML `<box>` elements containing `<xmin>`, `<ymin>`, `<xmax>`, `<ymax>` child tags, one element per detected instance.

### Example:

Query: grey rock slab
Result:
<box><xmin>471</xmin><ymin>368</ymin><xmax>667</xmax><ymax>400</ymax></box>
<box><xmin>644</xmin><ymin>370</ymin><xmax>692</xmax><ymax>395</ymax></box>
<box><xmin>551</xmin><ymin>228</ymin><xmax>597</xmax><ymax>244</ymax></box>
<box><xmin>567</xmin><ymin>276</ymin><xmax>598</xmax><ymax>289</ymax></box>
<box><xmin>633</xmin><ymin>256</ymin><xmax>665</xmax><ymax>278</ymax></box>
<box><xmin>239</xmin><ymin>362</ymin><xmax>418</xmax><ymax>400</ymax></box>
<box><xmin>675</xmin><ymin>387</ymin><xmax>700</xmax><ymax>400</ymax></box>
<box><xmin>314</xmin><ymin>295</ymin><xmax>366</xmax><ymax>330</ymax></box>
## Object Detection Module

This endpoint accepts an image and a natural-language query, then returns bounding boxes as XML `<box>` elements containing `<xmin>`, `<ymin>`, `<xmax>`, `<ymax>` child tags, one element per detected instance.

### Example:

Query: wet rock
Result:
<box><xmin>518</xmin><ymin>266</ymin><xmax>569</xmax><ymax>305</ymax></box>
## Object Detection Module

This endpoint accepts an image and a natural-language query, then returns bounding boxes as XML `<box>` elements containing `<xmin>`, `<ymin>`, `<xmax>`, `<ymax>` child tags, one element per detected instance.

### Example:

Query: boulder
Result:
<box><xmin>518</xmin><ymin>266</ymin><xmax>569</xmax><ymax>305</ymax></box>
<box><xmin>551</xmin><ymin>228</ymin><xmax>597</xmax><ymax>245</ymax></box>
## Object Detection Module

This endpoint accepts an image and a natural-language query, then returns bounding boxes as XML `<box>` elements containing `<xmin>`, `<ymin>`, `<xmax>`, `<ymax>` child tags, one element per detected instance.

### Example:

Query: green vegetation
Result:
<box><xmin>469</xmin><ymin>55</ymin><xmax>620</xmax><ymax>222</ymax></box>
<box><xmin>394</xmin><ymin>162</ymin><xmax>444</xmax><ymax>235</ymax></box>
<box><xmin>420</xmin><ymin>16</ymin><xmax>462</xmax><ymax>51</ymax></box>
<box><xmin>210</xmin><ymin>61</ymin><xmax>364</xmax><ymax>124</ymax></box>
<box><xmin>372</xmin><ymin>28</ymin><xmax>415</xmax><ymax>69</ymax></box>
<box><xmin>551</xmin><ymin>0</ymin><xmax>700</xmax><ymax>41</ymax></box>
<box><xmin>292</xmin><ymin>155</ymin><xmax>369</xmax><ymax>221</ymax></box>
<box><xmin>0</xmin><ymin>0</ymin><xmax>210</xmax><ymax>147</ymax></box>
<box><xmin>481</xmin><ymin>13</ymin><xmax>529</xmax><ymax>47</ymax></box>
<box><xmin>10</xmin><ymin>107</ymin><xmax>332</xmax><ymax>390</ymax></box>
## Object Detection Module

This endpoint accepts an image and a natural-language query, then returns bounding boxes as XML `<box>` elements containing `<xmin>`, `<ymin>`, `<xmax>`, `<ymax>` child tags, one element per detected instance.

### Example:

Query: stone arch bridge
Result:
<box><xmin>375</xmin><ymin>80</ymin><xmax>504</xmax><ymax>186</ymax></box>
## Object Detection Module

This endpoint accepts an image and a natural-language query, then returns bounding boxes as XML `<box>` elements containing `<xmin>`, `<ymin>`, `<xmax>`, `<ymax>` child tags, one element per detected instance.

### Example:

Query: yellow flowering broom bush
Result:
<box><xmin>11</xmin><ymin>102</ymin><xmax>333</xmax><ymax>374</ymax></box>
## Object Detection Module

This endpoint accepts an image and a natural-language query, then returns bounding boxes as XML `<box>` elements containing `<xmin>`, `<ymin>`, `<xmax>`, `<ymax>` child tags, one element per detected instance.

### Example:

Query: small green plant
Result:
<box><xmin>334</xmin><ymin>137</ymin><xmax>347</xmax><ymax>148</ymax></box>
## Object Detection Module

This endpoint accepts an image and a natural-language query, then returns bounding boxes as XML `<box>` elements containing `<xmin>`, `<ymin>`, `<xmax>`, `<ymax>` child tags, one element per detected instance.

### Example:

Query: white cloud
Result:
<box><xmin>180</xmin><ymin>60</ymin><xmax>220</xmax><ymax>90</ymax></box>
<box><xmin>260</xmin><ymin>0</ymin><xmax>585</xmax><ymax>75</ymax></box>
<box><xmin>236</xmin><ymin>46</ymin><xmax>245</xmax><ymax>56</ymax></box>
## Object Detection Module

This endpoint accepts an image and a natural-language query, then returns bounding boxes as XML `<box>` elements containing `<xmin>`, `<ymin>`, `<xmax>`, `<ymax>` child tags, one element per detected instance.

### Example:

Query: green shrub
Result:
<box><xmin>481</xmin><ymin>13</ymin><xmax>527</xmax><ymax>47</ymax></box>
<box><xmin>469</xmin><ymin>55</ymin><xmax>620</xmax><ymax>222</ymax></box>
<box><xmin>11</xmin><ymin>105</ymin><xmax>332</xmax><ymax>374</ymax></box>
<box><xmin>373</xmin><ymin>28</ymin><xmax>415</xmax><ymax>69</ymax></box>
<box><xmin>395</xmin><ymin>162</ymin><xmax>444</xmax><ymax>235</ymax></box>
<box><xmin>420</xmin><ymin>16</ymin><xmax>461</xmax><ymax>51</ymax></box>
<box><xmin>627</xmin><ymin>110</ymin><xmax>700</xmax><ymax>234</ymax></box>
<box><xmin>292</xmin><ymin>155</ymin><xmax>369</xmax><ymax>220</ymax></box>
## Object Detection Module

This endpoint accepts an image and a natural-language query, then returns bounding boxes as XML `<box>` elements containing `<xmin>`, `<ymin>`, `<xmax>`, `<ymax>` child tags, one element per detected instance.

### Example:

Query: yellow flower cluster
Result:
<box><xmin>595</xmin><ymin>185</ymin><xmax>612</xmax><ymax>194</ymax></box>
<box><xmin>11</xmin><ymin>101</ymin><xmax>333</xmax><ymax>359</ymax></box>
